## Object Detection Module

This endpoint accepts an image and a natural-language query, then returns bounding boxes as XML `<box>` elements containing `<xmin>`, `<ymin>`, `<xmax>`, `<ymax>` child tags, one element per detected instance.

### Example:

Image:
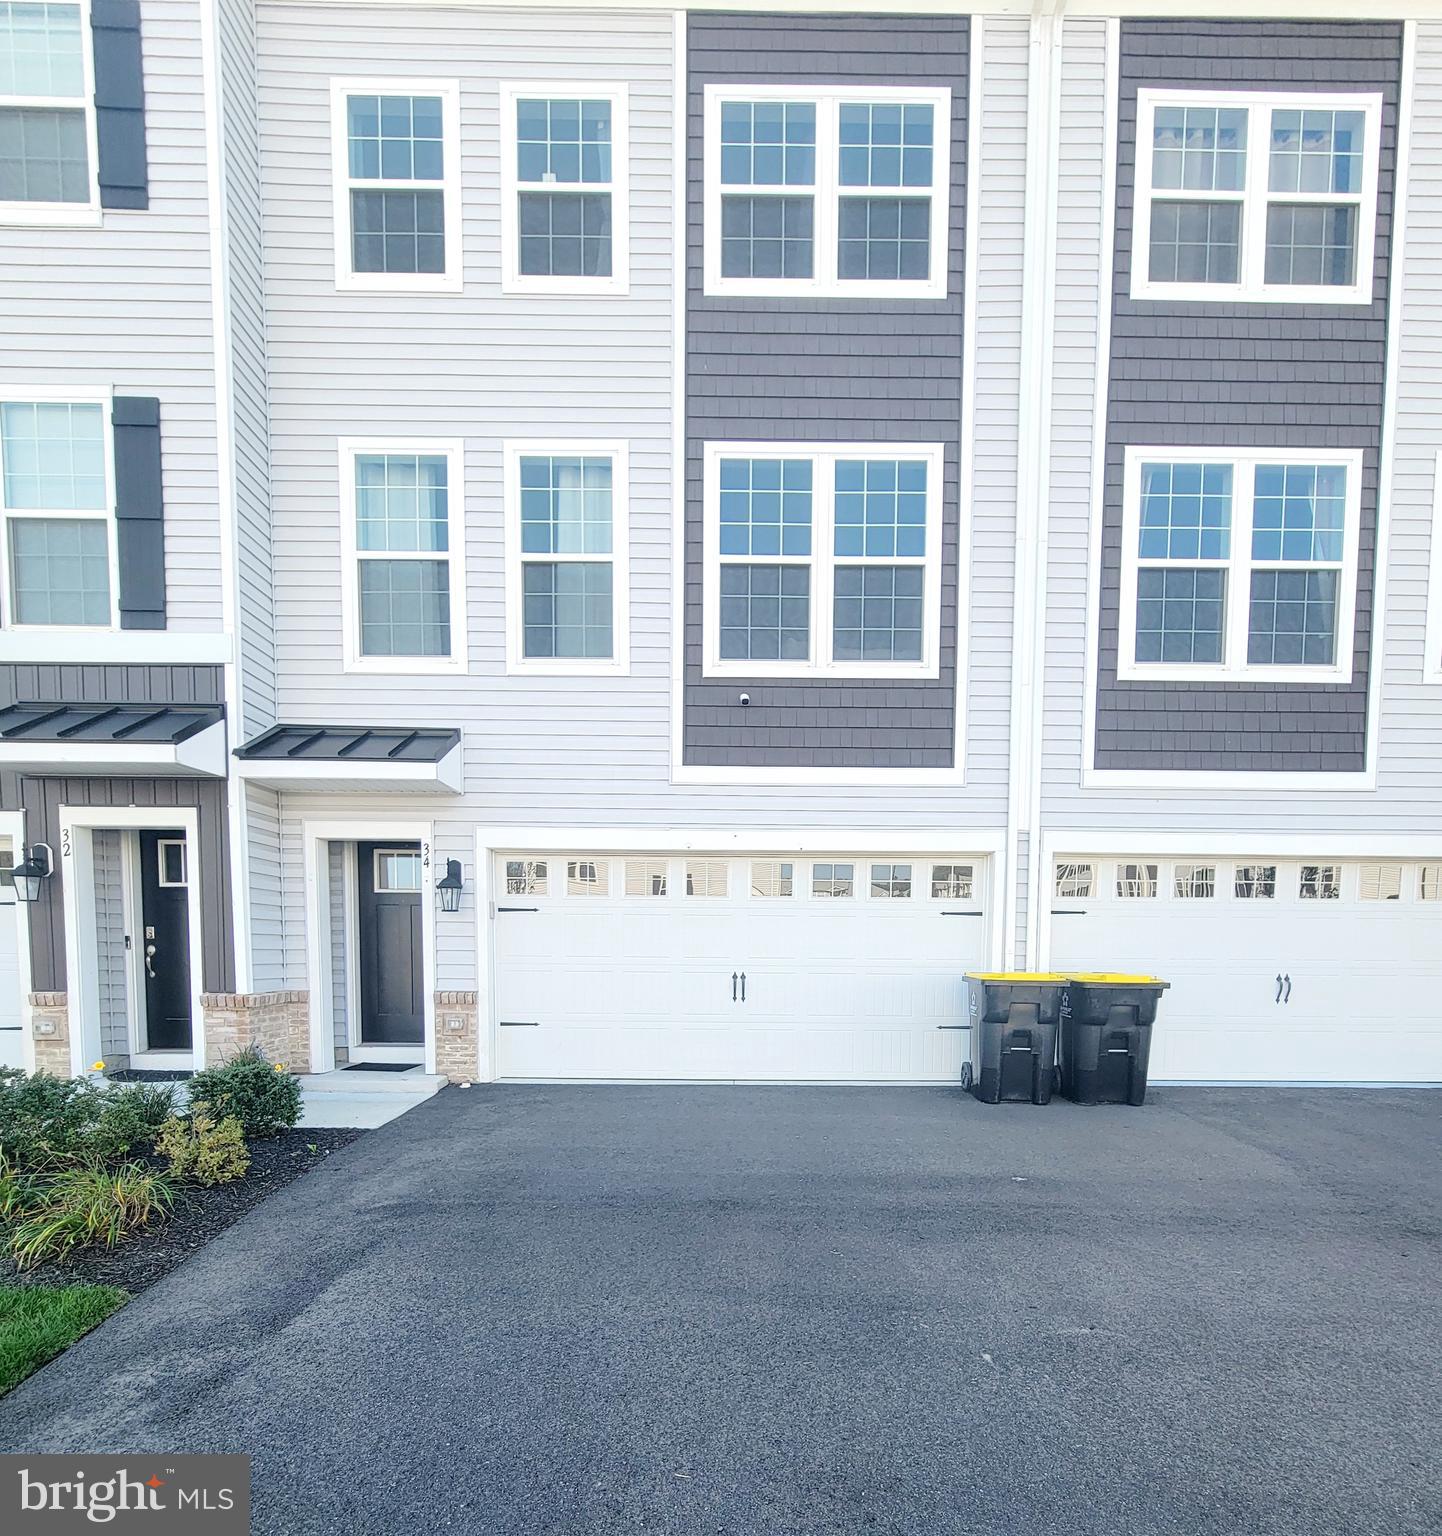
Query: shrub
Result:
<box><xmin>0</xmin><ymin>1072</ymin><xmax>106</xmax><ymax>1166</ymax></box>
<box><xmin>154</xmin><ymin>1113</ymin><xmax>249</xmax><ymax>1186</ymax></box>
<box><xmin>88</xmin><ymin>1082</ymin><xmax>179</xmax><ymax>1162</ymax></box>
<box><xmin>186</xmin><ymin>1048</ymin><xmax>301</xmax><ymax>1140</ymax></box>
<box><xmin>8</xmin><ymin>1162</ymin><xmax>174</xmax><ymax>1269</ymax></box>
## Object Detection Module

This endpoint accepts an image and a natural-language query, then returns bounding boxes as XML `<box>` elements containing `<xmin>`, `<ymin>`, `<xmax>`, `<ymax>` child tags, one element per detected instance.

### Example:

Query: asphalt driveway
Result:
<box><xmin>1</xmin><ymin>1085</ymin><xmax>1438</xmax><ymax>1535</ymax></box>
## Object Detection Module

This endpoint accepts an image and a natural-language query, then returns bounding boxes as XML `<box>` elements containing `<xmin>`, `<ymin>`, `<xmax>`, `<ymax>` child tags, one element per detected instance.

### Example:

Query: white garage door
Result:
<box><xmin>492</xmin><ymin>852</ymin><xmax>990</xmax><ymax>1081</ymax></box>
<box><xmin>1047</xmin><ymin>856</ymin><xmax>1442</xmax><ymax>1083</ymax></box>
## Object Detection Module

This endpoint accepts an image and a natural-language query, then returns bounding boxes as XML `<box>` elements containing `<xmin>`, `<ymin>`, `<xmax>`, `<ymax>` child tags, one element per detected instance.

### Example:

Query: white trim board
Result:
<box><xmin>1426</xmin><ymin>448</ymin><xmax>1442</xmax><ymax>687</ymax></box>
<box><xmin>301</xmin><ymin>817</ymin><xmax>439</xmax><ymax>1076</ymax></box>
<box><xmin>58</xmin><ymin>806</ymin><xmax>206</xmax><ymax>1077</ymax></box>
<box><xmin>0</xmin><ymin>811</ymin><xmax>34</xmax><ymax>1074</ymax></box>
<box><xmin>0</xmin><ymin>721</ymin><xmax>228</xmax><ymax>780</ymax></box>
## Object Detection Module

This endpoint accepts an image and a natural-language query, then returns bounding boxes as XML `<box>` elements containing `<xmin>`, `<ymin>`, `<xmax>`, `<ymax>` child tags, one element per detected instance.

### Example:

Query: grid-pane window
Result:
<box><xmin>708</xmin><ymin>446</ymin><xmax>938</xmax><ymax>676</ymax></box>
<box><xmin>1174</xmin><ymin>864</ymin><xmax>1216</xmax><ymax>899</ymax></box>
<box><xmin>1419</xmin><ymin>866</ymin><xmax>1442</xmax><ymax>902</ymax></box>
<box><xmin>812</xmin><ymin>862</ymin><xmax>854</xmax><ymax>898</ymax></box>
<box><xmin>1234</xmin><ymin>864</ymin><xmax>1276</xmax><ymax>899</ymax></box>
<box><xmin>0</xmin><ymin>401</ymin><xmax>110</xmax><ymax>628</ymax></box>
<box><xmin>566</xmin><ymin>859</ymin><xmax>608</xmax><ymax>897</ymax></box>
<box><xmin>375</xmin><ymin>850</ymin><xmax>422</xmax><ymax>892</ymax></box>
<box><xmin>869</xmin><ymin>863</ymin><xmax>912</xmax><ymax>899</ymax></box>
<box><xmin>685</xmin><ymin>860</ymin><xmax>728</xmax><ymax>898</ymax></box>
<box><xmin>750</xmin><ymin>860</ymin><xmax>794</xmax><ymax>898</ymax></box>
<box><xmin>504</xmin><ymin>859</ymin><xmax>547</xmax><ymax>896</ymax></box>
<box><xmin>1299</xmin><ymin>864</ymin><xmax>1341</xmax><ymax>900</ymax></box>
<box><xmin>343</xmin><ymin>93</ymin><xmax>448</xmax><ymax>277</ymax></box>
<box><xmin>719</xmin><ymin>100</ymin><xmax>815</xmax><ymax>280</ymax></box>
<box><xmin>1125</xmin><ymin>452</ymin><xmax>1356</xmax><ymax>678</ymax></box>
<box><xmin>516</xmin><ymin>452</ymin><xmax>617</xmax><ymax>663</ymax></box>
<box><xmin>931</xmin><ymin>863</ymin><xmax>974</xmax><ymax>900</ymax></box>
<box><xmin>719</xmin><ymin>563</ymin><xmax>809</xmax><ymax>662</ymax></box>
<box><xmin>351</xmin><ymin>451</ymin><xmax>453</xmax><ymax>660</ymax></box>
<box><xmin>0</xmin><ymin>1</ymin><xmax>89</xmax><ymax>206</ymax></box>
<box><xmin>624</xmin><ymin>858</ymin><xmax>667</xmax><ymax>897</ymax></box>
<box><xmin>1136</xmin><ymin>92</ymin><xmax>1378</xmax><ymax>302</ymax></box>
<box><xmin>516</xmin><ymin>97</ymin><xmax>615</xmax><ymax>280</ymax></box>
<box><xmin>1055</xmin><ymin>863</ymin><xmax>1093</xmax><ymax>899</ymax></box>
<box><xmin>709</xmin><ymin>88</ymin><xmax>947</xmax><ymax>294</ymax></box>
<box><xmin>718</xmin><ymin>458</ymin><xmax>811</xmax><ymax>558</ymax></box>
<box><xmin>1117</xmin><ymin>862</ymin><xmax>1158</xmax><ymax>899</ymax></box>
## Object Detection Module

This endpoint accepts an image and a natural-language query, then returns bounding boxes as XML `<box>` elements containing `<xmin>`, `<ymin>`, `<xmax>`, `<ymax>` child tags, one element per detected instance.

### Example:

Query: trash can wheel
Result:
<box><xmin>960</xmin><ymin>1061</ymin><xmax>974</xmax><ymax>1092</ymax></box>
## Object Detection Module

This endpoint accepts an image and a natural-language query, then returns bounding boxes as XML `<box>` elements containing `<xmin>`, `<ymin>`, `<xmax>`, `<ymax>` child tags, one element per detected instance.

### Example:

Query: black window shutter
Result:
<box><xmin>92</xmin><ymin>0</ymin><xmax>148</xmax><ymax>210</ymax></box>
<box><xmin>113</xmin><ymin>397</ymin><xmax>165</xmax><ymax>630</ymax></box>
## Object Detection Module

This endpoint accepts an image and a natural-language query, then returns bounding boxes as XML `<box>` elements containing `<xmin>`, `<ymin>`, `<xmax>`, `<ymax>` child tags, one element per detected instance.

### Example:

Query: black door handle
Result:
<box><xmin>1283</xmin><ymin>974</ymin><xmax>1292</xmax><ymax>1004</ymax></box>
<box><xmin>740</xmin><ymin>972</ymin><xmax>747</xmax><ymax>1002</ymax></box>
<box><xmin>1276</xmin><ymin>973</ymin><xmax>1284</xmax><ymax>1004</ymax></box>
<box><xmin>732</xmin><ymin>971</ymin><xmax>737</xmax><ymax>1002</ymax></box>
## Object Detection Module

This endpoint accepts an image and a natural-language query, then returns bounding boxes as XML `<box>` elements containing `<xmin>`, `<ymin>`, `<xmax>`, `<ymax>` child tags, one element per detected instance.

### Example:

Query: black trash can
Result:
<box><xmin>962</xmin><ymin>974</ymin><xmax>1068</xmax><ymax>1105</ymax></box>
<box><xmin>1059</xmin><ymin>974</ymin><xmax>1170</xmax><ymax>1106</ymax></box>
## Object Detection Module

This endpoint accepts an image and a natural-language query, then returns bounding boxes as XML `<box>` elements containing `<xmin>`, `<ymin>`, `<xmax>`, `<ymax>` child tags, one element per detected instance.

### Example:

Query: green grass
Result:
<box><xmin>0</xmin><ymin>1284</ymin><xmax>128</xmax><ymax>1396</ymax></box>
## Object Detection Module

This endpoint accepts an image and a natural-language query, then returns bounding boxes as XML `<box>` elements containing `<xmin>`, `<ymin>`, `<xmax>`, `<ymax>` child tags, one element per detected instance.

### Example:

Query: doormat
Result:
<box><xmin>106</xmin><ymin>1068</ymin><xmax>194</xmax><ymax>1082</ymax></box>
<box><xmin>342</xmin><ymin>1062</ymin><xmax>419</xmax><ymax>1073</ymax></box>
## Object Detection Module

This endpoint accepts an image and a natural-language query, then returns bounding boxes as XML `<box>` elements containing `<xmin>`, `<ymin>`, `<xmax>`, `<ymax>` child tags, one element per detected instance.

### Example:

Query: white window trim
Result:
<box><xmin>0</xmin><ymin>382</ymin><xmax>120</xmax><ymax>634</ymax></box>
<box><xmin>1118</xmin><ymin>444</ymin><xmax>1363</xmax><ymax>685</ymax></box>
<box><xmin>703</xmin><ymin>82</ymin><xmax>950</xmax><ymax>301</ymax></box>
<box><xmin>329</xmin><ymin>77</ymin><xmax>463</xmax><ymax>295</ymax></box>
<box><xmin>337</xmin><ymin>437</ymin><xmax>467</xmax><ymax>676</ymax></box>
<box><xmin>0</xmin><ymin>0</ymin><xmax>101</xmax><ymax>228</ymax></box>
<box><xmin>156</xmin><ymin>837</ymin><xmax>187</xmax><ymax>888</ymax></box>
<box><xmin>1130</xmin><ymin>87</ymin><xmax>1382</xmax><ymax>306</ymax></box>
<box><xmin>502</xmin><ymin>439</ymin><xmax>630</xmax><ymax>677</ymax></box>
<box><xmin>1425</xmin><ymin>449</ymin><xmax>1442</xmax><ymax>685</ymax></box>
<box><xmin>702</xmin><ymin>439</ymin><xmax>944</xmax><ymax>680</ymax></box>
<box><xmin>373</xmin><ymin>846</ymin><xmax>423</xmax><ymax>892</ymax></box>
<box><xmin>499</xmin><ymin>81</ymin><xmax>630</xmax><ymax>297</ymax></box>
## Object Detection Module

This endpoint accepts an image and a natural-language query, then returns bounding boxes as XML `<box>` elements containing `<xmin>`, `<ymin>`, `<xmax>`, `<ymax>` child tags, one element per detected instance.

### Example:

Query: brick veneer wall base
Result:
<box><xmin>201</xmin><ymin>991</ymin><xmax>311</xmax><ymax>1073</ymax></box>
<box><xmin>435</xmin><ymin>991</ymin><xmax>479</xmax><ymax>1083</ymax></box>
<box><xmin>29</xmin><ymin>992</ymin><xmax>70</xmax><ymax>1076</ymax></box>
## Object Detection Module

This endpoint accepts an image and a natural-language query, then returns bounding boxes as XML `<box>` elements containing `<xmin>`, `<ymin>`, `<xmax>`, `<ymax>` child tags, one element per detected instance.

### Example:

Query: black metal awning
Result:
<box><xmin>234</xmin><ymin>724</ymin><xmax>462</xmax><ymax>793</ymax></box>
<box><xmin>0</xmin><ymin>702</ymin><xmax>227</xmax><ymax>776</ymax></box>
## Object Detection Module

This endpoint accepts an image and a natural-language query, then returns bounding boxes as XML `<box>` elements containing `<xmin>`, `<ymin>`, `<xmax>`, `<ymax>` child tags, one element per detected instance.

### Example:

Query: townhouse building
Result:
<box><xmin>0</xmin><ymin>0</ymin><xmax>1437</xmax><ymax>1090</ymax></box>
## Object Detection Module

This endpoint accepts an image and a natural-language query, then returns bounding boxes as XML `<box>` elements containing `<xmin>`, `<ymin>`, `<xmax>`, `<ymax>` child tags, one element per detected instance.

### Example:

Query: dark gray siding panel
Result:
<box><xmin>1097</xmin><ymin>20</ymin><xmax>1402</xmax><ymax>772</ymax></box>
<box><xmin>0</xmin><ymin>664</ymin><xmax>223</xmax><ymax>712</ymax></box>
<box><xmin>684</xmin><ymin>13</ymin><xmax>968</xmax><ymax>768</ymax></box>
<box><xmin>21</xmin><ymin>775</ymin><xmax>232</xmax><ymax>995</ymax></box>
<box><xmin>92</xmin><ymin>0</ymin><xmax>148</xmax><ymax>210</ymax></box>
<box><xmin>113</xmin><ymin>396</ymin><xmax>166</xmax><ymax>629</ymax></box>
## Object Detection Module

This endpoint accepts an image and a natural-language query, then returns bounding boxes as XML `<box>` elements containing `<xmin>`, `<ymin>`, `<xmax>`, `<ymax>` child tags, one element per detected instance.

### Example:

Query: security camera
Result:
<box><xmin>739</xmin><ymin>692</ymin><xmax>751</xmax><ymax>707</ymax></box>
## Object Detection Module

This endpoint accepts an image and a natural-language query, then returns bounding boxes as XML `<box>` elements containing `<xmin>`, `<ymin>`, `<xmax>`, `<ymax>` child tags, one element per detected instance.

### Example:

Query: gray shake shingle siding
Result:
<box><xmin>684</xmin><ymin>13</ymin><xmax>968</xmax><ymax>769</ymax></box>
<box><xmin>1096</xmin><ymin>19</ymin><xmax>1403</xmax><ymax>772</ymax></box>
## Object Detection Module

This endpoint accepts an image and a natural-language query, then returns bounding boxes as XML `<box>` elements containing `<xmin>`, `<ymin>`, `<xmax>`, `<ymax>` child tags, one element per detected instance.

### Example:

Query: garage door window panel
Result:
<box><xmin>705</xmin><ymin>443</ymin><xmax>943</xmax><ymax>679</ymax></box>
<box><xmin>1174</xmin><ymin>864</ymin><xmax>1216</xmax><ymax>899</ymax></box>
<box><xmin>870</xmin><ymin>863</ymin><xmax>911</xmax><ymax>899</ymax></box>
<box><xmin>1359</xmin><ymin>863</ymin><xmax>1402</xmax><ymax>902</ymax></box>
<box><xmin>1120</xmin><ymin>447</ymin><xmax>1361</xmax><ymax>683</ymax></box>
<box><xmin>812</xmin><ymin>862</ymin><xmax>854</xmax><ymax>899</ymax></box>
<box><xmin>1234</xmin><ymin>864</ymin><xmax>1277</xmax><ymax>899</ymax></box>
<box><xmin>1117</xmin><ymin>862</ymin><xmax>1159</xmax><ymax>899</ymax></box>
<box><xmin>685</xmin><ymin>860</ymin><xmax>728</xmax><ymax>898</ymax></box>
<box><xmin>567</xmin><ymin>860</ymin><xmax>608</xmax><ymax>897</ymax></box>
<box><xmin>1421</xmin><ymin>866</ymin><xmax>1442</xmax><ymax>902</ymax></box>
<box><xmin>1055</xmin><ymin>862</ymin><xmax>1094</xmax><ymax>900</ymax></box>
<box><xmin>750</xmin><ymin>860</ymin><xmax>794</xmax><ymax>898</ymax></box>
<box><xmin>625</xmin><ymin>859</ymin><xmax>668</xmax><ymax>897</ymax></box>
<box><xmin>1299</xmin><ymin>864</ymin><xmax>1341</xmax><ymax>900</ymax></box>
<box><xmin>505</xmin><ymin>859</ymin><xmax>547</xmax><ymax>897</ymax></box>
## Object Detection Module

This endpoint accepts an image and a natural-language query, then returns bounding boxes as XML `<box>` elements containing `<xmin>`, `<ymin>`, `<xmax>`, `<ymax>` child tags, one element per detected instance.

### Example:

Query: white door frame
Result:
<box><xmin>302</xmin><ymin>818</ymin><xmax>437</xmax><ymax>1075</ymax></box>
<box><xmin>0</xmin><ymin>810</ymin><xmax>34</xmax><ymax>1073</ymax></box>
<box><xmin>475</xmin><ymin>825</ymin><xmax>1008</xmax><ymax>1084</ymax></box>
<box><xmin>58</xmin><ymin>806</ymin><xmax>206</xmax><ymax>1077</ymax></box>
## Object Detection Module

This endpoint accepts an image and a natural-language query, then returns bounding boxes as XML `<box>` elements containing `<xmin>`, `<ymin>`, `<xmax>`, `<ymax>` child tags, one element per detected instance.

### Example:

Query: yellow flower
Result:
<box><xmin>92</xmin><ymin>1060</ymin><xmax>105</xmax><ymax>1072</ymax></box>
<box><xmin>273</xmin><ymin>1062</ymin><xmax>286</xmax><ymax>1072</ymax></box>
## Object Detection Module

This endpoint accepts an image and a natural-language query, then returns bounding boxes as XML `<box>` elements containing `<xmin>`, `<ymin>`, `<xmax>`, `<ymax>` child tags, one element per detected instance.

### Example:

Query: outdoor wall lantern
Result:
<box><xmin>436</xmin><ymin>858</ymin><xmax>464</xmax><ymax>913</ymax></box>
<box><xmin>10</xmin><ymin>842</ymin><xmax>53</xmax><ymax>903</ymax></box>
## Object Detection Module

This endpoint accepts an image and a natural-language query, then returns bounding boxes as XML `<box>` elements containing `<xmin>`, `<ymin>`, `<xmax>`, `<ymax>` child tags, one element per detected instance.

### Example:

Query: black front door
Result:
<box><xmin>139</xmin><ymin>830</ymin><xmax>192</xmax><ymax>1051</ymax></box>
<box><xmin>358</xmin><ymin>842</ymin><xmax>424</xmax><ymax>1045</ymax></box>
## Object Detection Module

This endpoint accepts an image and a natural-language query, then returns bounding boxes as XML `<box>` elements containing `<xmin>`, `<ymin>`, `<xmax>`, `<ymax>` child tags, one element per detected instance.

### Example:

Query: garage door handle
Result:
<box><xmin>498</xmin><ymin>1020</ymin><xmax>539</xmax><ymax>1027</ymax></box>
<box><xmin>941</xmin><ymin>909</ymin><xmax>983</xmax><ymax>917</ymax></box>
<box><xmin>936</xmin><ymin>1024</ymin><xmax>970</xmax><ymax>1030</ymax></box>
<box><xmin>732</xmin><ymin>971</ymin><xmax>737</xmax><ymax>1002</ymax></box>
<box><xmin>1283</xmin><ymin>974</ymin><xmax>1292</xmax><ymax>1004</ymax></box>
<box><xmin>1275</xmin><ymin>973</ymin><xmax>1283</xmax><ymax>1004</ymax></box>
<box><xmin>497</xmin><ymin>906</ymin><xmax>539</xmax><ymax>913</ymax></box>
<box><xmin>1051</xmin><ymin>909</ymin><xmax>1088</xmax><ymax>916</ymax></box>
<box><xmin>740</xmin><ymin>972</ymin><xmax>747</xmax><ymax>1002</ymax></box>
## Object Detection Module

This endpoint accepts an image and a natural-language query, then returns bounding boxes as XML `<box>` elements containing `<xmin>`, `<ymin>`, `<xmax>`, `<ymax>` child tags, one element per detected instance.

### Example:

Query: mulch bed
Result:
<box><xmin>5</xmin><ymin>1129</ymin><xmax>364</xmax><ymax>1296</ymax></box>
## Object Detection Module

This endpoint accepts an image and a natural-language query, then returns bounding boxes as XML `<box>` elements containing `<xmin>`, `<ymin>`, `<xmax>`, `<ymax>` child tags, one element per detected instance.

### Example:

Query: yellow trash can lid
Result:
<box><xmin>964</xmin><ymin>972</ymin><xmax>1071</xmax><ymax>983</ymax></box>
<box><xmin>1067</xmin><ymin>972</ymin><xmax>1167</xmax><ymax>985</ymax></box>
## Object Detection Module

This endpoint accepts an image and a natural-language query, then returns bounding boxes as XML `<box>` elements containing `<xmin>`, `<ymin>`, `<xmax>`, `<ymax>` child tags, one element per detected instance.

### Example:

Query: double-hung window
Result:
<box><xmin>704</xmin><ymin>441</ymin><xmax>943</xmax><ymax>678</ymax></box>
<box><xmin>1119</xmin><ymin>446</ymin><xmax>1362</xmax><ymax>683</ymax></box>
<box><xmin>331</xmin><ymin>79</ymin><xmax>460</xmax><ymax>291</ymax></box>
<box><xmin>0</xmin><ymin>0</ymin><xmax>97</xmax><ymax>221</ymax></box>
<box><xmin>504</xmin><ymin>441</ymin><xmax>628</xmax><ymax>673</ymax></box>
<box><xmin>0</xmin><ymin>395</ymin><xmax>115</xmax><ymax>628</ymax></box>
<box><xmin>338</xmin><ymin>440</ymin><xmax>465</xmax><ymax>673</ymax></box>
<box><xmin>501</xmin><ymin>83</ymin><xmax>628</xmax><ymax>294</ymax></box>
<box><xmin>705</xmin><ymin>85</ymin><xmax>950</xmax><ymax>299</ymax></box>
<box><xmin>1132</xmin><ymin>89</ymin><xmax>1381</xmax><ymax>303</ymax></box>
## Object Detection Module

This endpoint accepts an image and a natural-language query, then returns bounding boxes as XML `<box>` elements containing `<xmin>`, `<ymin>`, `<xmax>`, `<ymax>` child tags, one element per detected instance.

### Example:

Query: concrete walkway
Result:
<box><xmin>1</xmin><ymin>1085</ymin><xmax>1437</xmax><ymax>1535</ymax></box>
<box><xmin>296</xmin><ymin>1068</ymin><xmax>446</xmax><ymax>1128</ymax></box>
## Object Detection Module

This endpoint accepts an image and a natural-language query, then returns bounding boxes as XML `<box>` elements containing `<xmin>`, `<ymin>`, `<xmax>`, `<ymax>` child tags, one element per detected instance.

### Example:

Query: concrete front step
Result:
<box><xmin>299</xmin><ymin>1070</ymin><xmax>447</xmax><ymax>1095</ymax></box>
